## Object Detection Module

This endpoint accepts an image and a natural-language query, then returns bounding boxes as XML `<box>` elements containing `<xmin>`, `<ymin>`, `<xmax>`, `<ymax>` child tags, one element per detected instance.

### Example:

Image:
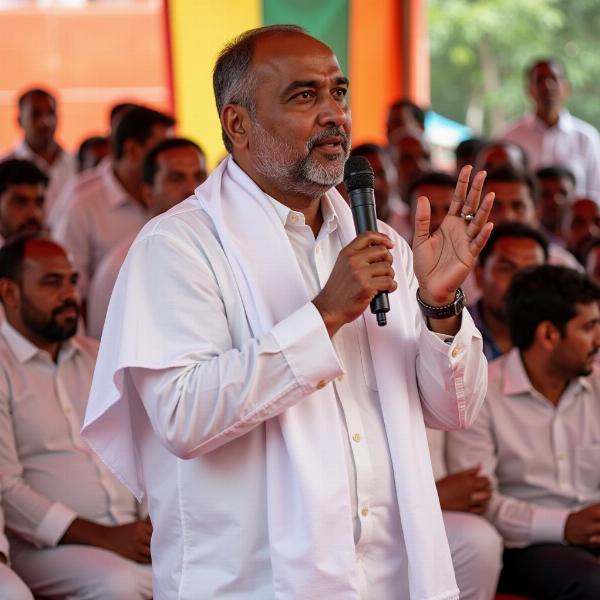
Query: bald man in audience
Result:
<box><xmin>87</xmin><ymin>137</ymin><xmax>207</xmax><ymax>339</ymax></box>
<box><xmin>474</xmin><ymin>140</ymin><xmax>529</xmax><ymax>174</ymax></box>
<box><xmin>0</xmin><ymin>235</ymin><xmax>152</xmax><ymax>599</ymax></box>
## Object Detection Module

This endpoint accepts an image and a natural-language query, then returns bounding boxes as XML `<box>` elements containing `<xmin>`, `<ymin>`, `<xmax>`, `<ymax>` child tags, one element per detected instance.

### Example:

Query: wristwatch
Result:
<box><xmin>416</xmin><ymin>288</ymin><xmax>465</xmax><ymax>319</ymax></box>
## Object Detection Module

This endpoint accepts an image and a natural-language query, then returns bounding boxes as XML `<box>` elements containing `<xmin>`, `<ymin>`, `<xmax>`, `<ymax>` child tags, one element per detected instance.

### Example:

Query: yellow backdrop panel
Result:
<box><xmin>169</xmin><ymin>0</ymin><xmax>261</xmax><ymax>168</ymax></box>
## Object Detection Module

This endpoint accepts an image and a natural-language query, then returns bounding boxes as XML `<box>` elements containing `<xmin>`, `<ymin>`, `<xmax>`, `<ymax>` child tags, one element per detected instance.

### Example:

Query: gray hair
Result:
<box><xmin>213</xmin><ymin>24</ymin><xmax>307</xmax><ymax>153</ymax></box>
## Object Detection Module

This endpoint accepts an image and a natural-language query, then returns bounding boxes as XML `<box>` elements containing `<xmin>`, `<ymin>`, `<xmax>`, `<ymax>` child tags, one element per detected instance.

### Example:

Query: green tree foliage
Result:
<box><xmin>429</xmin><ymin>0</ymin><xmax>600</xmax><ymax>135</ymax></box>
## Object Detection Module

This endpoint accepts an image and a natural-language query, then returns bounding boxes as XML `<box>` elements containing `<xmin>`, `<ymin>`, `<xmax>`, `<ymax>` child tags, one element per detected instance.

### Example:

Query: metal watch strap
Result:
<box><xmin>416</xmin><ymin>288</ymin><xmax>465</xmax><ymax>319</ymax></box>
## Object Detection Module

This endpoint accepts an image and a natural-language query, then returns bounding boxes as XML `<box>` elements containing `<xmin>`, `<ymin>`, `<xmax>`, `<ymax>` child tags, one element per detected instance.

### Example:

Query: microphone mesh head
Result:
<box><xmin>344</xmin><ymin>156</ymin><xmax>375</xmax><ymax>192</ymax></box>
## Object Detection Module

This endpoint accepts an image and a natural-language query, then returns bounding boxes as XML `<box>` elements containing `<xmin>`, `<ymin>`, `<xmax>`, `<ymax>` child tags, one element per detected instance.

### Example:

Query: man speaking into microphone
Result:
<box><xmin>83</xmin><ymin>25</ymin><xmax>493</xmax><ymax>600</ymax></box>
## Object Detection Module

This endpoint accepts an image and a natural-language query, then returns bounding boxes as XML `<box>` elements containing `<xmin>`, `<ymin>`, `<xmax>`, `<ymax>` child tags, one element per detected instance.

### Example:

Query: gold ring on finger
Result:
<box><xmin>461</xmin><ymin>212</ymin><xmax>475</xmax><ymax>222</ymax></box>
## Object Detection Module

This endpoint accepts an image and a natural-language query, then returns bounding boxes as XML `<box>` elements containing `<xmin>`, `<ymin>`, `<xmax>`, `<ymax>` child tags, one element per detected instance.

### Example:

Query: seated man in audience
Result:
<box><xmin>87</xmin><ymin>137</ymin><xmax>207</xmax><ymax>339</ymax></box>
<box><xmin>0</xmin><ymin>160</ymin><xmax>47</xmax><ymax>246</ymax></box>
<box><xmin>449</xmin><ymin>265</ymin><xmax>600</xmax><ymax>599</ymax></box>
<box><xmin>3</xmin><ymin>88</ymin><xmax>76</xmax><ymax>220</ymax></box>
<box><xmin>53</xmin><ymin>105</ymin><xmax>175</xmax><ymax>298</ymax></box>
<box><xmin>561</xmin><ymin>197</ymin><xmax>600</xmax><ymax>263</ymax></box>
<box><xmin>501</xmin><ymin>58</ymin><xmax>600</xmax><ymax>199</ymax></box>
<box><xmin>536</xmin><ymin>165</ymin><xmax>577</xmax><ymax>244</ymax></box>
<box><xmin>406</xmin><ymin>171</ymin><xmax>456</xmax><ymax>234</ymax></box>
<box><xmin>427</xmin><ymin>427</ymin><xmax>503</xmax><ymax>600</ymax></box>
<box><xmin>483</xmin><ymin>166</ymin><xmax>580</xmax><ymax>269</ymax></box>
<box><xmin>0</xmin><ymin>236</ymin><xmax>152</xmax><ymax>599</ymax></box>
<box><xmin>469</xmin><ymin>222</ymin><xmax>548</xmax><ymax>359</ymax></box>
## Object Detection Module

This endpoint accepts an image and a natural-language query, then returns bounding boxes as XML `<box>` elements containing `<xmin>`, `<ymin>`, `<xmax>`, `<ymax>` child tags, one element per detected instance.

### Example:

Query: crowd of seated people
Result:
<box><xmin>1</xmin><ymin>54</ymin><xmax>600</xmax><ymax>599</ymax></box>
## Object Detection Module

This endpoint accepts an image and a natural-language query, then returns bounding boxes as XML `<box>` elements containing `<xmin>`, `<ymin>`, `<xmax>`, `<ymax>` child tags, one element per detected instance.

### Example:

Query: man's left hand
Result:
<box><xmin>412</xmin><ymin>166</ymin><xmax>494</xmax><ymax>306</ymax></box>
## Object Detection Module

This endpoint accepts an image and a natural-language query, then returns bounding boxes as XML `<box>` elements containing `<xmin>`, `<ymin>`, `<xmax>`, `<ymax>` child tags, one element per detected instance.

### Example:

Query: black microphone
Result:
<box><xmin>343</xmin><ymin>155</ymin><xmax>390</xmax><ymax>327</ymax></box>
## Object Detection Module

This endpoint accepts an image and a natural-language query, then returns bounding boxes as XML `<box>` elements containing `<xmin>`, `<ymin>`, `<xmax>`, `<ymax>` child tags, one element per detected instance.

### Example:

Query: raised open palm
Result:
<box><xmin>412</xmin><ymin>166</ymin><xmax>495</xmax><ymax>304</ymax></box>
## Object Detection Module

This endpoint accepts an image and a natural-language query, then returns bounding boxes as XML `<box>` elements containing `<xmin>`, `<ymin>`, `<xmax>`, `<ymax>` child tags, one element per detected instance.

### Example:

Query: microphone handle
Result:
<box><xmin>350</xmin><ymin>188</ymin><xmax>390</xmax><ymax>326</ymax></box>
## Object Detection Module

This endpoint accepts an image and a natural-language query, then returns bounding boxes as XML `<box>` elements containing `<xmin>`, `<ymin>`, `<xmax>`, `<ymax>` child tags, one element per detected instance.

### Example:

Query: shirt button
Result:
<box><xmin>316</xmin><ymin>380</ymin><xmax>327</xmax><ymax>390</ymax></box>
<box><xmin>451</xmin><ymin>345</ymin><xmax>462</xmax><ymax>358</ymax></box>
<box><xmin>290</xmin><ymin>214</ymin><xmax>298</xmax><ymax>223</ymax></box>
<box><xmin>558</xmin><ymin>453</ymin><xmax>565</xmax><ymax>460</ymax></box>
<box><xmin>361</xmin><ymin>507</ymin><xmax>369</xmax><ymax>517</ymax></box>
<box><xmin>315</xmin><ymin>246</ymin><xmax>320</xmax><ymax>254</ymax></box>
<box><xmin>352</xmin><ymin>433</ymin><xmax>361</xmax><ymax>443</ymax></box>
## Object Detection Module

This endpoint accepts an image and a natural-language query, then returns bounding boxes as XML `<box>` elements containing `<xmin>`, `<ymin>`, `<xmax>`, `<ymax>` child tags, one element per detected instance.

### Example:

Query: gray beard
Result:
<box><xmin>252</xmin><ymin>120</ymin><xmax>350</xmax><ymax>199</ymax></box>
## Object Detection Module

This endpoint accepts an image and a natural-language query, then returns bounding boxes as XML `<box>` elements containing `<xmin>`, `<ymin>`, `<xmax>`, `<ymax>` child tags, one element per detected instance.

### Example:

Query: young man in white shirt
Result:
<box><xmin>53</xmin><ymin>106</ymin><xmax>175</xmax><ymax>298</ymax></box>
<box><xmin>0</xmin><ymin>236</ymin><xmax>152</xmax><ymax>600</ymax></box>
<box><xmin>448</xmin><ymin>264</ymin><xmax>600</xmax><ymax>599</ymax></box>
<box><xmin>501</xmin><ymin>59</ymin><xmax>600</xmax><ymax>200</ymax></box>
<box><xmin>87</xmin><ymin>137</ymin><xmax>207</xmax><ymax>339</ymax></box>
<box><xmin>4</xmin><ymin>89</ymin><xmax>76</xmax><ymax>218</ymax></box>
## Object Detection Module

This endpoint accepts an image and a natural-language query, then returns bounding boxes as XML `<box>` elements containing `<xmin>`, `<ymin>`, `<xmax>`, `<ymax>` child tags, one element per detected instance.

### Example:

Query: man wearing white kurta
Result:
<box><xmin>83</xmin><ymin>26</ymin><xmax>493</xmax><ymax>599</ymax></box>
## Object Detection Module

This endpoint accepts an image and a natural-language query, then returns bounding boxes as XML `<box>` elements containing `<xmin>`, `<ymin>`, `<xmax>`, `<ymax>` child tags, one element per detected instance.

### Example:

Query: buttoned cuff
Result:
<box><xmin>34</xmin><ymin>502</ymin><xmax>77</xmax><ymax>547</ymax></box>
<box><xmin>423</xmin><ymin>307</ymin><xmax>481</xmax><ymax>360</ymax></box>
<box><xmin>530</xmin><ymin>505</ymin><xmax>570</xmax><ymax>544</ymax></box>
<box><xmin>271</xmin><ymin>301</ymin><xmax>343</xmax><ymax>394</ymax></box>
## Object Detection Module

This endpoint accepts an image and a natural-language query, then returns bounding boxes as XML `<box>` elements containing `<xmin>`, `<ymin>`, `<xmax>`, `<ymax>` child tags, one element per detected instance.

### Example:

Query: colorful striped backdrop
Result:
<box><xmin>165</xmin><ymin>0</ymin><xmax>428</xmax><ymax>167</ymax></box>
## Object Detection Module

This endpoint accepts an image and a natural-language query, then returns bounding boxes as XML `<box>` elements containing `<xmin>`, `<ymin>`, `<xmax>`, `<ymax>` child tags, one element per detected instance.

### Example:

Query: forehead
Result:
<box><xmin>541</xmin><ymin>175</ymin><xmax>573</xmax><ymax>190</ymax></box>
<box><xmin>22</xmin><ymin>240</ymin><xmax>73</xmax><ymax>274</ymax></box>
<box><xmin>252</xmin><ymin>32</ymin><xmax>344</xmax><ymax>90</ymax></box>
<box><xmin>531</xmin><ymin>62</ymin><xmax>563</xmax><ymax>80</ymax></box>
<box><xmin>415</xmin><ymin>183</ymin><xmax>453</xmax><ymax>204</ymax></box>
<box><xmin>22</xmin><ymin>94</ymin><xmax>55</xmax><ymax>113</ymax></box>
<box><xmin>490</xmin><ymin>236</ymin><xmax>544</xmax><ymax>260</ymax></box>
<box><xmin>485</xmin><ymin>180</ymin><xmax>530</xmax><ymax>200</ymax></box>
<box><xmin>155</xmin><ymin>146</ymin><xmax>204</xmax><ymax>171</ymax></box>
<box><xmin>1</xmin><ymin>182</ymin><xmax>45</xmax><ymax>199</ymax></box>
<box><xmin>571</xmin><ymin>301</ymin><xmax>600</xmax><ymax>324</ymax></box>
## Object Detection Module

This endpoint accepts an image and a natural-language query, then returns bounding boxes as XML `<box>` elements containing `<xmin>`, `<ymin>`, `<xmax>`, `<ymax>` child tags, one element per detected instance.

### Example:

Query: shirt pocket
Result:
<box><xmin>575</xmin><ymin>445</ymin><xmax>600</xmax><ymax>492</ymax></box>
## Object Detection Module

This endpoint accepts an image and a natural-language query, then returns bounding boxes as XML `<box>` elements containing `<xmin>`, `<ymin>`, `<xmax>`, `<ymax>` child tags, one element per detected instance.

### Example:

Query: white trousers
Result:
<box><xmin>443</xmin><ymin>511</ymin><xmax>503</xmax><ymax>600</ymax></box>
<box><xmin>10</xmin><ymin>540</ymin><xmax>152</xmax><ymax>600</ymax></box>
<box><xmin>0</xmin><ymin>563</ymin><xmax>32</xmax><ymax>600</ymax></box>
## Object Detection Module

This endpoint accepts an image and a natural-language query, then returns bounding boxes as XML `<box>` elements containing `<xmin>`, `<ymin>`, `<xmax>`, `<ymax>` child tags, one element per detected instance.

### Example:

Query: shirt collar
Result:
<box><xmin>267</xmin><ymin>190</ymin><xmax>340</xmax><ymax>234</ymax></box>
<box><xmin>103</xmin><ymin>166</ymin><xmax>138</xmax><ymax>209</ymax></box>
<box><xmin>14</xmin><ymin>140</ymin><xmax>68</xmax><ymax>171</ymax></box>
<box><xmin>1</xmin><ymin>320</ymin><xmax>80</xmax><ymax>365</ymax></box>
<box><xmin>502</xmin><ymin>346</ymin><xmax>591</xmax><ymax>397</ymax></box>
<box><xmin>531</xmin><ymin>109</ymin><xmax>573</xmax><ymax>133</ymax></box>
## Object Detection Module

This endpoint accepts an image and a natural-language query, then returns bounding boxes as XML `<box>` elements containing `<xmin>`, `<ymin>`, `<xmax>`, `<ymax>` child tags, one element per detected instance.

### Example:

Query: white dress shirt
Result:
<box><xmin>83</xmin><ymin>157</ymin><xmax>487</xmax><ymax>599</ymax></box>
<box><xmin>87</xmin><ymin>235</ymin><xmax>134</xmax><ymax>340</ymax></box>
<box><xmin>52</xmin><ymin>165</ymin><xmax>149</xmax><ymax>297</ymax></box>
<box><xmin>448</xmin><ymin>347</ymin><xmax>600</xmax><ymax>548</ymax></box>
<box><xmin>5</xmin><ymin>141</ymin><xmax>76</xmax><ymax>219</ymax></box>
<box><xmin>0</xmin><ymin>322</ymin><xmax>139</xmax><ymax>548</ymax></box>
<box><xmin>501</xmin><ymin>110</ymin><xmax>600</xmax><ymax>200</ymax></box>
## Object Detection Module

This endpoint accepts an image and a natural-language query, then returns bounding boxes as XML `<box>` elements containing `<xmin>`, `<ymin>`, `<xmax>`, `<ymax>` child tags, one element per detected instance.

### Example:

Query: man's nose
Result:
<box><xmin>317</xmin><ymin>95</ymin><xmax>348</xmax><ymax>128</ymax></box>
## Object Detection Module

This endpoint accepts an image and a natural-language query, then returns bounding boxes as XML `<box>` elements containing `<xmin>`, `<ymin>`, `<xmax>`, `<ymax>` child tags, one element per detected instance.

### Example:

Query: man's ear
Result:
<box><xmin>221</xmin><ymin>104</ymin><xmax>251</xmax><ymax>151</ymax></box>
<box><xmin>535</xmin><ymin>320</ymin><xmax>560</xmax><ymax>351</ymax></box>
<box><xmin>0</xmin><ymin>278</ymin><xmax>19</xmax><ymax>312</ymax></box>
